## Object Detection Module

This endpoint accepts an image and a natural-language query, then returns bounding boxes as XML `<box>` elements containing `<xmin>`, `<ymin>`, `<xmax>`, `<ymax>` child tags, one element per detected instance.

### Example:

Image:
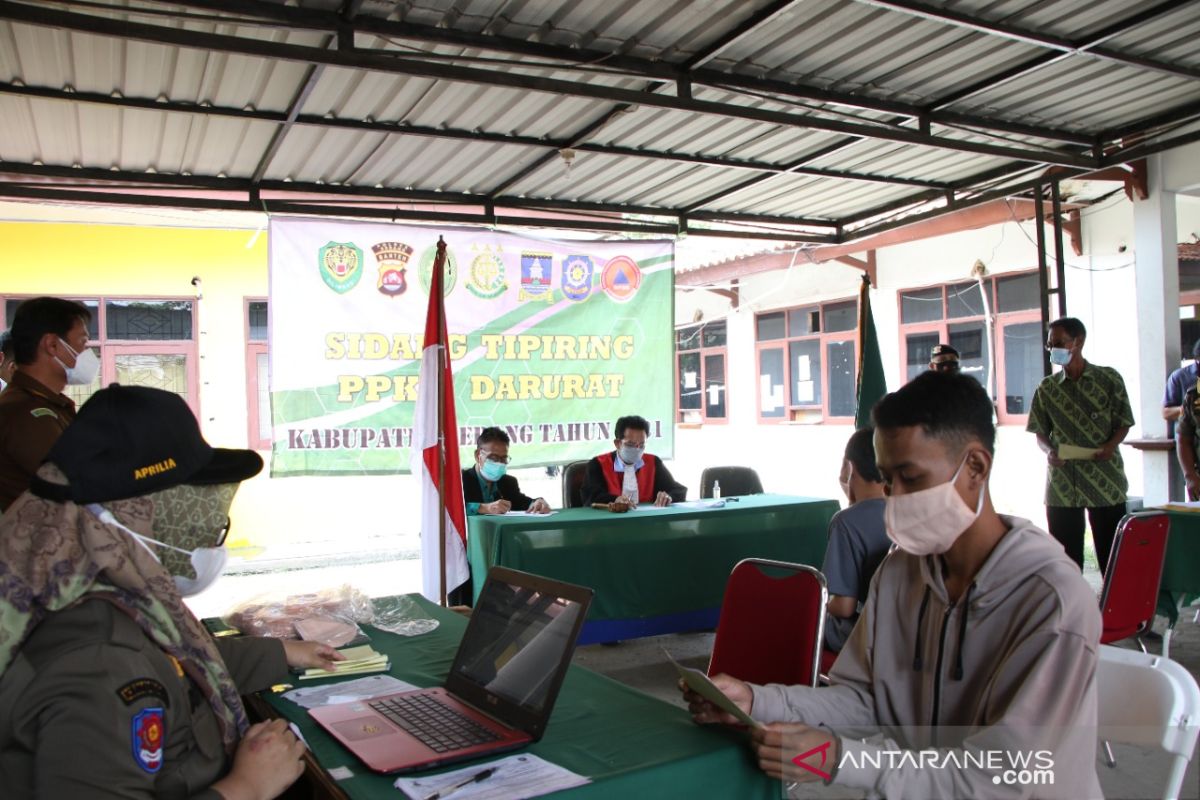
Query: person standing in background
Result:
<box><xmin>1026</xmin><ymin>317</ymin><xmax>1133</xmax><ymax>573</ymax></box>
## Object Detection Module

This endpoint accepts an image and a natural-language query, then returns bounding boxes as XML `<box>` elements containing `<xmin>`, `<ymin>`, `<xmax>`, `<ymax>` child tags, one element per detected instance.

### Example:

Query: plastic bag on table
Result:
<box><xmin>372</xmin><ymin>595</ymin><xmax>439</xmax><ymax>637</ymax></box>
<box><xmin>222</xmin><ymin>584</ymin><xmax>375</xmax><ymax>639</ymax></box>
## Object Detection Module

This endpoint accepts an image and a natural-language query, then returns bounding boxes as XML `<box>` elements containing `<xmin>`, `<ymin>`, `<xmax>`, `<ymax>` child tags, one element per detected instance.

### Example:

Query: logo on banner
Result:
<box><xmin>417</xmin><ymin>243</ymin><xmax>458</xmax><ymax>296</ymax></box>
<box><xmin>519</xmin><ymin>252</ymin><xmax>555</xmax><ymax>303</ymax></box>
<box><xmin>561</xmin><ymin>255</ymin><xmax>595</xmax><ymax>302</ymax></box>
<box><xmin>319</xmin><ymin>242</ymin><xmax>364</xmax><ymax>294</ymax></box>
<box><xmin>371</xmin><ymin>241</ymin><xmax>413</xmax><ymax>298</ymax></box>
<box><xmin>600</xmin><ymin>255</ymin><xmax>642</xmax><ymax>302</ymax></box>
<box><xmin>466</xmin><ymin>244</ymin><xmax>508</xmax><ymax>299</ymax></box>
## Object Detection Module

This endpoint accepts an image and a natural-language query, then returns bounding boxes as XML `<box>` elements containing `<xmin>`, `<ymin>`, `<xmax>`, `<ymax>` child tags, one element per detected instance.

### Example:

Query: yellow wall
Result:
<box><xmin>0</xmin><ymin>222</ymin><xmax>282</xmax><ymax>548</ymax></box>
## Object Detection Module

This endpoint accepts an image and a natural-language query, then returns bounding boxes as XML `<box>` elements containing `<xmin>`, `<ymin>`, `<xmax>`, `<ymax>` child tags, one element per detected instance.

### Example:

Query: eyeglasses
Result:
<box><xmin>619</xmin><ymin>441</ymin><xmax>646</xmax><ymax>450</ymax></box>
<box><xmin>931</xmin><ymin>361</ymin><xmax>959</xmax><ymax>373</ymax></box>
<box><xmin>216</xmin><ymin>517</ymin><xmax>231</xmax><ymax>548</ymax></box>
<box><xmin>482</xmin><ymin>454</ymin><xmax>511</xmax><ymax>465</ymax></box>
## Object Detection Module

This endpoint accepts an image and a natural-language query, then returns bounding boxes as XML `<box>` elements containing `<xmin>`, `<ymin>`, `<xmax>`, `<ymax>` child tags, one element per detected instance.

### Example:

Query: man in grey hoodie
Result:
<box><xmin>685</xmin><ymin>371</ymin><xmax>1102</xmax><ymax>798</ymax></box>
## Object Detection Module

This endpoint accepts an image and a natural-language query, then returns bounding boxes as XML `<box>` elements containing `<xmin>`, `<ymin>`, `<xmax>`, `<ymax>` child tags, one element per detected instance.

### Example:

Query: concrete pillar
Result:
<box><xmin>1132</xmin><ymin>153</ymin><xmax>1179</xmax><ymax>505</ymax></box>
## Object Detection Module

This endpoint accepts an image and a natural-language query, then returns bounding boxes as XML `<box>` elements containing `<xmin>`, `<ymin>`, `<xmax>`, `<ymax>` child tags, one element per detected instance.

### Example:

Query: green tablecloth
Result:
<box><xmin>467</xmin><ymin>493</ymin><xmax>838</xmax><ymax>621</ymax></box>
<box><xmin>261</xmin><ymin>595</ymin><xmax>779</xmax><ymax>799</ymax></box>
<box><xmin>1160</xmin><ymin>511</ymin><xmax>1200</xmax><ymax>623</ymax></box>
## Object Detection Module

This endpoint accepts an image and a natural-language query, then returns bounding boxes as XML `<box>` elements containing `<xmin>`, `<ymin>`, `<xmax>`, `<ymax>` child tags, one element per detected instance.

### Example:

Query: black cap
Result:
<box><xmin>930</xmin><ymin>344</ymin><xmax>959</xmax><ymax>359</ymax></box>
<box><xmin>32</xmin><ymin>385</ymin><xmax>263</xmax><ymax>504</ymax></box>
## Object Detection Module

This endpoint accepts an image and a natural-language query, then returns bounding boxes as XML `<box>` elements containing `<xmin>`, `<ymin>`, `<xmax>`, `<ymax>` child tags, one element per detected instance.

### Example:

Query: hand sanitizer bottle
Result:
<box><xmin>712</xmin><ymin>480</ymin><xmax>722</xmax><ymax>499</ymax></box>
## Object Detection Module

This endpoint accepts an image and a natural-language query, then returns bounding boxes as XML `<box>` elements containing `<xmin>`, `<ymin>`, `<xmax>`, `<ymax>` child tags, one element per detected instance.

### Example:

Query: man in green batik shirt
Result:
<box><xmin>1027</xmin><ymin>317</ymin><xmax>1133</xmax><ymax>574</ymax></box>
<box><xmin>1175</xmin><ymin>381</ymin><xmax>1200</xmax><ymax>500</ymax></box>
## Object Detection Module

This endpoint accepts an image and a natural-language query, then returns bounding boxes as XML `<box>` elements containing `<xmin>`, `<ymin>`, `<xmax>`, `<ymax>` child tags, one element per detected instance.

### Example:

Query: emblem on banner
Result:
<box><xmin>319</xmin><ymin>242</ymin><xmax>364</xmax><ymax>294</ymax></box>
<box><xmin>417</xmin><ymin>243</ymin><xmax>458</xmax><ymax>296</ymax></box>
<box><xmin>561</xmin><ymin>255</ymin><xmax>594</xmax><ymax>302</ymax></box>
<box><xmin>131</xmin><ymin>708</ymin><xmax>165</xmax><ymax>773</ymax></box>
<box><xmin>519</xmin><ymin>252</ymin><xmax>555</xmax><ymax>303</ymax></box>
<box><xmin>466</xmin><ymin>244</ymin><xmax>508</xmax><ymax>299</ymax></box>
<box><xmin>600</xmin><ymin>255</ymin><xmax>642</xmax><ymax>302</ymax></box>
<box><xmin>371</xmin><ymin>241</ymin><xmax>413</xmax><ymax>298</ymax></box>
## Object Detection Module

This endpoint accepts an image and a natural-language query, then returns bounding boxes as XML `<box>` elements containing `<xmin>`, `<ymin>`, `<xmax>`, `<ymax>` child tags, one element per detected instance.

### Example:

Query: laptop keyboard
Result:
<box><xmin>369</xmin><ymin>694</ymin><xmax>503</xmax><ymax>753</ymax></box>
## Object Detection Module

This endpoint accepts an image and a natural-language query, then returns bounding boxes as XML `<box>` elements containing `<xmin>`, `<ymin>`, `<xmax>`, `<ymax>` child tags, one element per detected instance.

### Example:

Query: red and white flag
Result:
<box><xmin>411</xmin><ymin>238</ymin><xmax>469</xmax><ymax>602</ymax></box>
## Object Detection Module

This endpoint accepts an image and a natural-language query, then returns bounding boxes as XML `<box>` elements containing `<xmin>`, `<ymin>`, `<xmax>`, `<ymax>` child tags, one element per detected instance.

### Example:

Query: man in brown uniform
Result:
<box><xmin>0</xmin><ymin>297</ymin><xmax>95</xmax><ymax>509</ymax></box>
<box><xmin>0</xmin><ymin>385</ymin><xmax>343</xmax><ymax>798</ymax></box>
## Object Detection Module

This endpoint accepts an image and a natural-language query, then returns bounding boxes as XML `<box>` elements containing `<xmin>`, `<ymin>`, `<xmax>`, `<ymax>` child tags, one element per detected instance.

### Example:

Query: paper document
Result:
<box><xmin>666</xmin><ymin>650</ymin><xmax>760</xmax><ymax>728</ymax></box>
<box><xmin>1157</xmin><ymin>501</ymin><xmax>1200</xmax><ymax>513</ymax></box>
<box><xmin>1058</xmin><ymin>444</ymin><xmax>1101</xmax><ymax>460</ymax></box>
<box><xmin>504</xmin><ymin>510</ymin><xmax>557</xmax><ymax>516</ymax></box>
<box><xmin>297</xmin><ymin>644</ymin><xmax>389</xmax><ymax>680</ymax></box>
<box><xmin>394</xmin><ymin>753</ymin><xmax>589</xmax><ymax>800</ymax></box>
<box><xmin>672</xmin><ymin>500</ymin><xmax>726</xmax><ymax>509</ymax></box>
<box><xmin>282</xmin><ymin>675</ymin><xmax>419</xmax><ymax>709</ymax></box>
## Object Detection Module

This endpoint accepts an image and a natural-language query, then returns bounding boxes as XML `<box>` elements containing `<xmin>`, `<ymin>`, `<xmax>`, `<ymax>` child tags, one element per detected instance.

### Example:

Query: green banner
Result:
<box><xmin>268</xmin><ymin>220</ymin><xmax>675</xmax><ymax>476</ymax></box>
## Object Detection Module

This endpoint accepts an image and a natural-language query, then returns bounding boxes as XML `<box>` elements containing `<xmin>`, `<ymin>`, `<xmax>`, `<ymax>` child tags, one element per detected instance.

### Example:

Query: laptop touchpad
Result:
<box><xmin>331</xmin><ymin>717</ymin><xmax>398</xmax><ymax>741</ymax></box>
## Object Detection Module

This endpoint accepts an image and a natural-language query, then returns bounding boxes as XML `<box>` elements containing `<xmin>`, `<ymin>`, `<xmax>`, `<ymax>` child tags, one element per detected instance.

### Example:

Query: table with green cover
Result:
<box><xmin>1159</xmin><ymin>511</ymin><xmax>1200</xmax><ymax>644</ymax></box>
<box><xmin>258</xmin><ymin>595</ymin><xmax>780</xmax><ymax>800</ymax></box>
<box><xmin>467</xmin><ymin>493</ymin><xmax>839</xmax><ymax>643</ymax></box>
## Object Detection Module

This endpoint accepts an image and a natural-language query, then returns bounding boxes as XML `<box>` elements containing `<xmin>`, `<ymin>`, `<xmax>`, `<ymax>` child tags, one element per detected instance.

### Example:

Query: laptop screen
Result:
<box><xmin>450</xmin><ymin>577</ymin><xmax>585</xmax><ymax>714</ymax></box>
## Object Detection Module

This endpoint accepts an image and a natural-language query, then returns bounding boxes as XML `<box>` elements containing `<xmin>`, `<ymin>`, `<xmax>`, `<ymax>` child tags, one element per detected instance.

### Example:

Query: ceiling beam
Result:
<box><xmin>0</xmin><ymin>81</ymin><xmax>951</xmax><ymax>189</ymax></box>
<box><xmin>918</xmin><ymin>0</ymin><xmax>1196</xmax><ymax>111</ymax></box>
<box><xmin>0</xmin><ymin>182</ymin><xmax>833</xmax><ymax>241</ymax></box>
<box><xmin>138</xmin><ymin>0</ymin><xmax>1097</xmax><ymax>146</ymax></box>
<box><xmin>0</xmin><ymin>160</ymin><xmax>839</xmax><ymax>230</ymax></box>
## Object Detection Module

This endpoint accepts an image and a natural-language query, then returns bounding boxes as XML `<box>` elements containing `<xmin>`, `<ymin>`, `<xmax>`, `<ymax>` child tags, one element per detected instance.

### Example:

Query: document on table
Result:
<box><xmin>394</xmin><ymin>753</ymin><xmax>589</xmax><ymax>800</ymax></box>
<box><xmin>504</xmin><ymin>510</ymin><xmax>557</xmax><ymax>516</ymax></box>
<box><xmin>1158</xmin><ymin>500</ymin><xmax>1200</xmax><ymax>513</ymax></box>
<box><xmin>672</xmin><ymin>499</ymin><xmax>726</xmax><ymax>510</ymax></box>
<box><xmin>665</xmin><ymin>650</ymin><xmax>760</xmax><ymax>728</ymax></box>
<box><xmin>282</xmin><ymin>675</ymin><xmax>419</xmax><ymax>709</ymax></box>
<box><xmin>297</xmin><ymin>644</ymin><xmax>389</xmax><ymax>680</ymax></box>
<box><xmin>1058</xmin><ymin>444</ymin><xmax>1101</xmax><ymax>460</ymax></box>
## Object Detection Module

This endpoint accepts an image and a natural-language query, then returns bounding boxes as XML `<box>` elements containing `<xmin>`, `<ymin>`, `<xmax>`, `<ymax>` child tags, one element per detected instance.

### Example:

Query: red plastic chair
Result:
<box><xmin>1099</xmin><ymin>512</ymin><xmax>1169</xmax><ymax>649</ymax></box>
<box><xmin>708</xmin><ymin>558</ymin><xmax>827</xmax><ymax>688</ymax></box>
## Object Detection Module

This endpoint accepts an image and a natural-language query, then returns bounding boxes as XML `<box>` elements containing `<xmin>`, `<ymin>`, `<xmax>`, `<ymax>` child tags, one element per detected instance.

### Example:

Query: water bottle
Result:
<box><xmin>712</xmin><ymin>480</ymin><xmax>722</xmax><ymax>499</ymax></box>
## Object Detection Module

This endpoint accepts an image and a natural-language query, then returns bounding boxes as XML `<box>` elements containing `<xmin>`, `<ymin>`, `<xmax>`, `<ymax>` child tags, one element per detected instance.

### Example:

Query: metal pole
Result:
<box><xmin>1051</xmin><ymin>181</ymin><xmax>1068</xmax><ymax>317</ymax></box>
<box><xmin>434</xmin><ymin>236</ymin><xmax>448</xmax><ymax>606</ymax></box>
<box><xmin>1034</xmin><ymin>185</ymin><xmax>1051</xmax><ymax>377</ymax></box>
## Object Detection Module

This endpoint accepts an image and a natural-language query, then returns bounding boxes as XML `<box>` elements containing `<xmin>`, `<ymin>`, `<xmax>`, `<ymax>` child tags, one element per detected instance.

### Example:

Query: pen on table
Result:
<box><xmin>421</xmin><ymin>766</ymin><xmax>497</xmax><ymax>800</ymax></box>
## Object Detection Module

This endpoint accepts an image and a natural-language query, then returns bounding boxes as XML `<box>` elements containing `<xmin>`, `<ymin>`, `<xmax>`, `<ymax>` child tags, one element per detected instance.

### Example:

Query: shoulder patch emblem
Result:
<box><xmin>30</xmin><ymin>408</ymin><xmax>57</xmax><ymax>419</ymax></box>
<box><xmin>116</xmin><ymin>678</ymin><xmax>170</xmax><ymax>707</ymax></box>
<box><xmin>132</xmin><ymin>707</ymin><xmax>165</xmax><ymax>773</ymax></box>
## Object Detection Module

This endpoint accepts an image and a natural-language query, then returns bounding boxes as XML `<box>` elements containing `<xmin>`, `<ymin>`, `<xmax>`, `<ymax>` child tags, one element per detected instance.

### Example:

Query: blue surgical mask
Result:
<box><xmin>1049</xmin><ymin>347</ymin><xmax>1072</xmax><ymax>366</ymax></box>
<box><xmin>479</xmin><ymin>459</ymin><xmax>506</xmax><ymax>482</ymax></box>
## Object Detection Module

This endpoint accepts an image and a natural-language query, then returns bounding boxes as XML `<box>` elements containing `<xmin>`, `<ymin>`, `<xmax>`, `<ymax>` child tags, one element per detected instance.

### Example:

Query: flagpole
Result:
<box><xmin>433</xmin><ymin>235</ymin><xmax>448</xmax><ymax>607</ymax></box>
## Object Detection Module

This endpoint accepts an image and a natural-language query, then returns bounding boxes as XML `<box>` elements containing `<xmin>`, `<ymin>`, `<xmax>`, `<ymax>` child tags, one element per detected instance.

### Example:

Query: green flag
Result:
<box><xmin>855</xmin><ymin>273</ymin><xmax>887</xmax><ymax>429</ymax></box>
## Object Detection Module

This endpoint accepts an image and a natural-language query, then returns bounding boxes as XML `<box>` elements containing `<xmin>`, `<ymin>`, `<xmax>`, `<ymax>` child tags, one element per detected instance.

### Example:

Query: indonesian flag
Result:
<box><xmin>411</xmin><ymin>237</ymin><xmax>469</xmax><ymax>602</ymax></box>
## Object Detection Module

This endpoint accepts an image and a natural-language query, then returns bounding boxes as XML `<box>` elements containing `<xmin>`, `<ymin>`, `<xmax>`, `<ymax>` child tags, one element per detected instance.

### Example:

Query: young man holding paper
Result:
<box><xmin>1026</xmin><ymin>316</ymin><xmax>1133</xmax><ymax>573</ymax></box>
<box><xmin>682</xmin><ymin>372</ymin><xmax>1102</xmax><ymax>797</ymax></box>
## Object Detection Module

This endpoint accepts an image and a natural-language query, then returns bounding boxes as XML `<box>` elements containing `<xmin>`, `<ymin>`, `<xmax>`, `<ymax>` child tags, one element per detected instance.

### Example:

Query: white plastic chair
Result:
<box><xmin>1097</xmin><ymin>645</ymin><xmax>1200</xmax><ymax>799</ymax></box>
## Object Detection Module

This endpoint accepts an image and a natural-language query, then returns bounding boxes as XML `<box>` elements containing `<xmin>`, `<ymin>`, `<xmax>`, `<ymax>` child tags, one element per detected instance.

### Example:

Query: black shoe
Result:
<box><xmin>1142</xmin><ymin>630</ymin><xmax>1163</xmax><ymax>642</ymax></box>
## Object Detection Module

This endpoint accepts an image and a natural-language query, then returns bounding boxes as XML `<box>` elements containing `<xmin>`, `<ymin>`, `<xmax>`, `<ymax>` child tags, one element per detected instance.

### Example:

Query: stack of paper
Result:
<box><xmin>298</xmin><ymin>644</ymin><xmax>390</xmax><ymax>680</ymax></box>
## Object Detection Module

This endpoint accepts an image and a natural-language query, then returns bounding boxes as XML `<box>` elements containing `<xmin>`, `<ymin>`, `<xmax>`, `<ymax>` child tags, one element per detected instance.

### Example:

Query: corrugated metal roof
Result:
<box><xmin>0</xmin><ymin>0</ymin><xmax>1197</xmax><ymax>242</ymax></box>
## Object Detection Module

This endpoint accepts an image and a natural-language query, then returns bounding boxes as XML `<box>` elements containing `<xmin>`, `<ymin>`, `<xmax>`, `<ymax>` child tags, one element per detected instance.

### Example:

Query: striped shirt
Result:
<box><xmin>1026</xmin><ymin>361</ymin><xmax>1134</xmax><ymax>507</ymax></box>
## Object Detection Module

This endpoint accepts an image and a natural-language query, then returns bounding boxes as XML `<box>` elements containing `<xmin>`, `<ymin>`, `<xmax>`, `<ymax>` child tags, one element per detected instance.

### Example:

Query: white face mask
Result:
<box><xmin>87</xmin><ymin>504</ymin><xmax>229</xmax><ymax>597</ymax></box>
<box><xmin>883</xmin><ymin>455</ymin><xmax>986</xmax><ymax>556</ymax></box>
<box><xmin>56</xmin><ymin>338</ymin><xmax>100</xmax><ymax>386</ymax></box>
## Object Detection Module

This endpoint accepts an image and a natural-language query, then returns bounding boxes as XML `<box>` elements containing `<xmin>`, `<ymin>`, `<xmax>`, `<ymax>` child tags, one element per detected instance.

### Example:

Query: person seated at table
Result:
<box><xmin>822</xmin><ymin>426</ymin><xmax>891</xmax><ymax>654</ymax></box>
<box><xmin>581</xmin><ymin>414</ymin><xmax>686</xmax><ymax>509</ymax></box>
<box><xmin>462</xmin><ymin>426</ymin><xmax>551</xmax><ymax>516</ymax></box>
<box><xmin>683</xmin><ymin>371</ymin><xmax>1101</xmax><ymax>797</ymax></box>
<box><xmin>0</xmin><ymin>385</ymin><xmax>343</xmax><ymax>800</ymax></box>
